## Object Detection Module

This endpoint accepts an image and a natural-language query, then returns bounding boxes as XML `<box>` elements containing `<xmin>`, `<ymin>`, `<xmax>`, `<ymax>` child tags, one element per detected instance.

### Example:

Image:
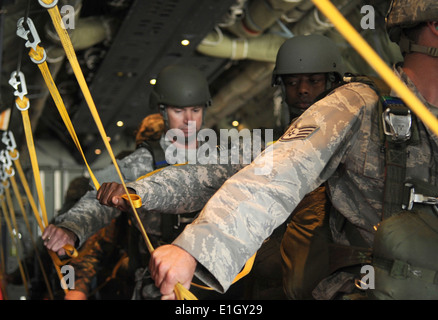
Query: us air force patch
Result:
<box><xmin>280</xmin><ymin>125</ymin><xmax>318</xmax><ymax>142</ymax></box>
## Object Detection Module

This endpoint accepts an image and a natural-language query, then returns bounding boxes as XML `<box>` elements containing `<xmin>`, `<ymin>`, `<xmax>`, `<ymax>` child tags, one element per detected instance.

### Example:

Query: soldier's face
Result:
<box><xmin>166</xmin><ymin>106</ymin><xmax>203</xmax><ymax>139</ymax></box>
<box><xmin>282</xmin><ymin>73</ymin><xmax>327</xmax><ymax>110</ymax></box>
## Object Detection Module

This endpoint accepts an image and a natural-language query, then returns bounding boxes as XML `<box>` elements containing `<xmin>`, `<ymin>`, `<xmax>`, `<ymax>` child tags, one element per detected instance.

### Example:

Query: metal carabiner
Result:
<box><xmin>17</xmin><ymin>17</ymin><xmax>47</xmax><ymax>64</ymax></box>
<box><xmin>17</xmin><ymin>17</ymin><xmax>41</xmax><ymax>51</ymax></box>
<box><xmin>382</xmin><ymin>107</ymin><xmax>412</xmax><ymax>142</ymax></box>
<box><xmin>0</xmin><ymin>150</ymin><xmax>14</xmax><ymax>178</ymax></box>
<box><xmin>2</xmin><ymin>131</ymin><xmax>18</xmax><ymax>156</ymax></box>
<box><xmin>8</xmin><ymin>71</ymin><xmax>28</xmax><ymax>101</ymax></box>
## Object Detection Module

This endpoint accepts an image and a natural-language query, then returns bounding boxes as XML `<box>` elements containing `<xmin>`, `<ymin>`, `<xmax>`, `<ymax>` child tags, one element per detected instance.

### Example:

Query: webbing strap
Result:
<box><xmin>28</xmin><ymin>45</ymin><xmax>100</xmax><ymax>190</ymax></box>
<box><xmin>9</xmin><ymin>149</ymin><xmax>44</xmax><ymax>234</ymax></box>
<box><xmin>382</xmin><ymin>140</ymin><xmax>408</xmax><ymax>219</ymax></box>
<box><xmin>14</xmin><ymin>98</ymin><xmax>77</xmax><ymax>260</ymax></box>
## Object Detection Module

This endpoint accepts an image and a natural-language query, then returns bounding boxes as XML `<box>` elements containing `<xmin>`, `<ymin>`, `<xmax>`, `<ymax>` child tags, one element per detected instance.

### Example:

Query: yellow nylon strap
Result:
<box><xmin>121</xmin><ymin>193</ymin><xmax>142</xmax><ymax>208</ymax></box>
<box><xmin>8</xmin><ymin>172</ymin><xmax>55</xmax><ymax>300</ymax></box>
<box><xmin>9</xmin><ymin>149</ymin><xmax>44</xmax><ymax>233</ymax></box>
<box><xmin>311</xmin><ymin>0</ymin><xmax>438</xmax><ymax>137</ymax></box>
<box><xmin>0</xmin><ymin>196</ymin><xmax>29</xmax><ymax>295</ymax></box>
<box><xmin>15</xmin><ymin>99</ymin><xmax>78</xmax><ymax>261</ymax></box>
<box><xmin>190</xmin><ymin>253</ymin><xmax>257</xmax><ymax>291</ymax></box>
<box><xmin>16</xmin><ymin>100</ymin><xmax>48</xmax><ymax>227</ymax></box>
<box><xmin>28</xmin><ymin>45</ymin><xmax>100</xmax><ymax>190</ymax></box>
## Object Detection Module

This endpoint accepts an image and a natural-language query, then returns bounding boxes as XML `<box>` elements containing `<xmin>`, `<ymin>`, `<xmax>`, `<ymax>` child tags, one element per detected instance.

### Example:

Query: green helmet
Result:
<box><xmin>386</xmin><ymin>0</ymin><xmax>438</xmax><ymax>56</ymax></box>
<box><xmin>150</xmin><ymin>64</ymin><xmax>212</xmax><ymax>111</ymax></box>
<box><xmin>272</xmin><ymin>34</ymin><xmax>345</xmax><ymax>86</ymax></box>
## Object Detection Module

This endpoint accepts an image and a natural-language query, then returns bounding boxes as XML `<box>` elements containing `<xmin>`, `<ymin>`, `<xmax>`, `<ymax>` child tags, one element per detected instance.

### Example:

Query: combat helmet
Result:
<box><xmin>386</xmin><ymin>0</ymin><xmax>438</xmax><ymax>56</ymax></box>
<box><xmin>272</xmin><ymin>34</ymin><xmax>345</xmax><ymax>88</ymax></box>
<box><xmin>150</xmin><ymin>64</ymin><xmax>211</xmax><ymax>110</ymax></box>
<box><xmin>150</xmin><ymin>64</ymin><xmax>211</xmax><ymax>129</ymax></box>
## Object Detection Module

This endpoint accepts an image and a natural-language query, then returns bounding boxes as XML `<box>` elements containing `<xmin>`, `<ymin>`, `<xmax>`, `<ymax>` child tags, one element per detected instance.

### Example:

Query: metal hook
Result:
<box><xmin>17</xmin><ymin>17</ymin><xmax>41</xmax><ymax>52</ymax></box>
<box><xmin>2</xmin><ymin>131</ymin><xmax>18</xmax><ymax>155</ymax></box>
<box><xmin>8</xmin><ymin>71</ymin><xmax>28</xmax><ymax>101</ymax></box>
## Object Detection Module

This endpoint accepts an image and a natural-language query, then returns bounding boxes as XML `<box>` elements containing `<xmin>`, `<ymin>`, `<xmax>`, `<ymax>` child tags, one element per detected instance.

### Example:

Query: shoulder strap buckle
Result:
<box><xmin>381</xmin><ymin>96</ymin><xmax>412</xmax><ymax>142</ymax></box>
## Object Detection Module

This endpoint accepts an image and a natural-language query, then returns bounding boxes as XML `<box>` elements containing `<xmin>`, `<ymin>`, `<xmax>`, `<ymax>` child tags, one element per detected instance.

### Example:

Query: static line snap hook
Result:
<box><xmin>2</xmin><ymin>131</ymin><xmax>18</xmax><ymax>154</ymax></box>
<box><xmin>17</xmin><ymin>17</ymin><xmax>47</xmax><ymax>64</ymax></box>
<box><xmin>0</xmin><ymin>150</ymin><xmax>13</xmax><ymax>174</ymax></box>
<box><xmin>17</xmin><ymin>17</ymin><xmax>41</xmax><ymax>52</ymax></box>
<box><xmin>9</xmin><ymin>71</ymin><xmax>28</xmax><ymax>101</ymax></box>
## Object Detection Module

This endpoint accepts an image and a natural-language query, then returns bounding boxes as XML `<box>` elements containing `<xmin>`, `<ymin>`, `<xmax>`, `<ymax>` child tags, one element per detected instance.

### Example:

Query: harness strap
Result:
<box><xmin>378</xmin><ymin>94</ymin><xmax>419</xmax><ymax>220</ymax></box>
<box><xmin>138</xmin><ymin>141</ymin><xmax>168</xmax><ymax>169</ymax></box>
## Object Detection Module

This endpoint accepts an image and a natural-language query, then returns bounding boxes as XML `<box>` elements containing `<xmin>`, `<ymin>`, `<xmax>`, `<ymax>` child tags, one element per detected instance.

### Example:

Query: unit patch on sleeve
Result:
<box><xmin>279</xmin><ymin>125</ymin><xmax>319</xmax><ymax>142</ymax></box>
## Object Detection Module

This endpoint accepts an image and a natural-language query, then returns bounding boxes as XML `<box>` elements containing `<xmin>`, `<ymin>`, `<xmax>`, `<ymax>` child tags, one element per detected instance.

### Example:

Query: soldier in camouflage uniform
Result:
<box><xmin>43</xmin><ymin>64</ymin><xmax>214</xmax><ymax>299</ymax></box>
<box><xmin>147</xmin><ymin>0</ymin><xmax>438</xmax><ymax>299</ymax></box>
<box><xmin>43</xmin><ymin>63</ymin><xmax>211</xmax><ymax>250</ymax></box>
<box><xmin>239</xmin><ymin>34</ymin><xmax>345</xmax><ymax>299</ymax></box>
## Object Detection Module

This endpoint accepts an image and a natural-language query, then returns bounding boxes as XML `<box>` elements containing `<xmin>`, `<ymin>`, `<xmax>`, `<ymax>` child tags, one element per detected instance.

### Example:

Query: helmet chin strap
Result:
<box><xmin>159</xmin><ymin>104</ymin><xmax>169</xmax><ymax>129</ymax></box>
<box><xmin>399</xmin><ymin>35</ymin><xmax>438</xmax><ymax>57</ymax></box>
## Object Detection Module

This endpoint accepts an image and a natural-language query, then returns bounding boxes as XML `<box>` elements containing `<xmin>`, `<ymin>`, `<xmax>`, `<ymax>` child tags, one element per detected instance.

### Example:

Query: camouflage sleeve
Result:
<box><xmin>172</xmin><ymin>83</ymin><xmax>379</xmax><ymax>292</ymax></box>
<box><xmin>94</xmin><ymin>147</ymin><xmax>155</xmax><ymax>183</ymax></box>
<box><xmin>127</xmin><ymin>132</ymin><xmax>266</xmax><ymax>214</ymax></box>
<box><xmin>54</xmin><ymin>147</ymin><xmax>155</xmax><ymax>247</ymax></box>
<box><xmin>127</xmin><ymin>162</ymin><xmax>246</xmax><ymax>214</ymax></box>
<box><xmin>55</xmin><ymin>190</ymin><xmax>120</xmax><ymax>247</ymax></box>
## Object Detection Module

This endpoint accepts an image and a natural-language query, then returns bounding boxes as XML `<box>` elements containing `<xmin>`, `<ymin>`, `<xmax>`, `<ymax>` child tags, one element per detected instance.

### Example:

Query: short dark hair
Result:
<box><xmin>402</xmin><ymin>22</ymin><xmax>427</xmax><ymax>44</ymax></box>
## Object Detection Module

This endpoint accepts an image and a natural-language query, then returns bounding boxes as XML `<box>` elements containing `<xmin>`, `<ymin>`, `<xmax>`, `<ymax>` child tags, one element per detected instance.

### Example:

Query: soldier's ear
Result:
<box><xmin>427</xmin><ymin>21</ymin><xmax>438</xmax><ymax>34</ymax></box>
